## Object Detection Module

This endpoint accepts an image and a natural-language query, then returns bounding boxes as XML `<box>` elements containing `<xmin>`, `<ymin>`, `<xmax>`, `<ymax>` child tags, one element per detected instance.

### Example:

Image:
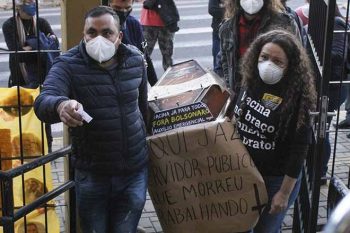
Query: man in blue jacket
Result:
<box><xmin>34</xmin><ymin>6</ymin><xmax>148</xmax><ymax>233</ymax></box>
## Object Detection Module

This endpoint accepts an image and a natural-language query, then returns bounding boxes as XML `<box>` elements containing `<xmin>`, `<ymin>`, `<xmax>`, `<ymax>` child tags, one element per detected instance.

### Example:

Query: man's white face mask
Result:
<box><xmin>85</xmin><ymin>35</ymin><xmax>117</xmax><ymax>63</ymax></box>
<box><xmin>240</xmin><ymin>0</ymin><xmax>264</xmax><ymax>15</ymax></box>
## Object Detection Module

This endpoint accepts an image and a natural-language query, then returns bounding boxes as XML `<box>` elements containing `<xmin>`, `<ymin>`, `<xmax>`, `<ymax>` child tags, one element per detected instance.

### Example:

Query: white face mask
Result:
<box><xmin>258</xmin><ymin>60</ymin><xmax>284</xmax><ymax>85</ymax></box>
<box><xmin>240</xmin><ymin>0</ymin><xmax>264</xmax><ymax>15</ymax></box>
<box><xmin>85</xmin><ymin>35</ymin><xmax>117</xmax><ymax>63</ymax></box>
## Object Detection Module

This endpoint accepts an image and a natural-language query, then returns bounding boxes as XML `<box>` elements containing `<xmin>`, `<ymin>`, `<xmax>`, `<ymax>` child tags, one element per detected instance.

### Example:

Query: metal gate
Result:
<box><xmin>293</xmin><ymin>0</ymin><xmax>350</xmax><ymax>232</ymax></box>
<box><xmin>0</xmin><ymin>1</ymin><xmax>76</xmax><ymax>232</ymax></box>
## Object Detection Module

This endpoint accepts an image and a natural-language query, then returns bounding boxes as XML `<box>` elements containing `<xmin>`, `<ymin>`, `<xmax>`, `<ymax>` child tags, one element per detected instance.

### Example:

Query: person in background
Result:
<box><xmin>140</xmin><ymin>0</ymin><xmax>179</xmax><ymax>71</ymax></box>
<box><xmin>218</xmin><ymin>0</ymin><xmax>300</xmax><ymax>101</ymax></box>
<box><xmin>323</xmin><ymin>4</ymin><xmax>349</xmax><ymax>183</ymax></box>
<box><xmin>109</xmin><ymin>0</ymin><xmax>158</xmax><ymax>86</ymax></box>
<box><xmin>2</xmin><ymin>0</ymin><xmax>58</xmax><ymax>88</ymax></box>
<box><xmin>34</xmin><ymin>6</ymin><xmax>148</xmax><ymax>233</ymax></box>
<box><xmin>2</xmin><ymin>0</ymin><xmax>59</xmax><ymax>153</ymax></box>
<box><xmin>327</xmin><ymin>5</ymin><xmax>350</xmax><ymax>132</ymax></box>
<box><xmin>234</xmin><ymin>30</ymin><xmax>316</xmax><ymax>232</ymax></box>
<box><xmin>280</xmin><ymin>0</ymin><xmax>306</xmax><ymax>45</ymax></box>
<box><xmin>295</xmin><ymin>0</ymin><xmax>309</xmax><ymax>26</ymax></box>
<box><xmin>296</xmin><ymin>1</ymin><xmax>349</xmax><ymax>184</ymax></box>
<box><xmin>208</xmin><ymin>0</ymin><xmax>224</xmax><ymax>68</ymax></box>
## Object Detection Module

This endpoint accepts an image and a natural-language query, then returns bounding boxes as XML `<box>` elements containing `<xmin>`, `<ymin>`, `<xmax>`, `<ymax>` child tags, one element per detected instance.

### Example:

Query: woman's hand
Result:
<box><xmin>269</xmin><ymin>175</ymin><xmax>298</xmax><ymax>214</ymax></box>
<box><xmin>269</xmin><ymin>190</ymin><xmax>289</xmax><ymax>214</ymax></box>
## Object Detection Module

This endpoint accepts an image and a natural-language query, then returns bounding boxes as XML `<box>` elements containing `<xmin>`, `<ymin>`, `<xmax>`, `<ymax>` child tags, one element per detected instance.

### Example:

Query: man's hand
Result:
<box><xmin>57</xmin><ymin>100</ymin><xmax>83</xmax><ymax>127</ymax></box>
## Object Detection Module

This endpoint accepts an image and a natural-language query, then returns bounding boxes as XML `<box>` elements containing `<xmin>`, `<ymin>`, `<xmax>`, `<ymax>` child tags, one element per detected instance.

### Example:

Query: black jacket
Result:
<box><xmin>34</xmin><ymin>42</ymin><xmax>148</xmax><ymax>175</ymax></box>
<box><xmin>208</xmin><ymin>0</ymin><xmax>224</xmax><ymax>34</ymax></box>
<box><xmin>144</xmin><ymin>0</ymin><xmax>180</xmax><ymax>32</ymax></box>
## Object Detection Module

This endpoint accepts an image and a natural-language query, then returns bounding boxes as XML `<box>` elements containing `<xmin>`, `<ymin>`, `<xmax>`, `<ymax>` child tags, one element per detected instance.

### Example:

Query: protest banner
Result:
<box><xmin>147</xmin><ymin>118</ymin><xmax>268</xmax><ymax>233</ymax></box>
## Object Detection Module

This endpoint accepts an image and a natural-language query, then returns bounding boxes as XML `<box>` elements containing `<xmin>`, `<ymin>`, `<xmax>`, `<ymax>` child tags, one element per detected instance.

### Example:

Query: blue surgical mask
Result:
<box><xmin>22</xmin><ymin>3</ymin><xmax>36</xmax><ymax>16</ymax></box>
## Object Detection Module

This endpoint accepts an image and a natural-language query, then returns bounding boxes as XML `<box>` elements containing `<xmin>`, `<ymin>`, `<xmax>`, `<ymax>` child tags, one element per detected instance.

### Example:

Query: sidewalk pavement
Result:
<box><xmin>50</xmin><ymin>112</ymin><xmax>350</xmax><ymax>233</ymax></box>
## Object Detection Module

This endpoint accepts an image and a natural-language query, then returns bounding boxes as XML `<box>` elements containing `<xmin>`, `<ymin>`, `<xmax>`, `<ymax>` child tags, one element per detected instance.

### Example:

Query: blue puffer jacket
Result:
<box><xmin>34</xmin><ymin>41</ymin><xmax>148</xmax><ymax>175</ymax></box>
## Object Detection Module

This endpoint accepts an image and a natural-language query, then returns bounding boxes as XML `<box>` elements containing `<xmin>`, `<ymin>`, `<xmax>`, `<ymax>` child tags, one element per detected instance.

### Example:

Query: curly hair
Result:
<box><xmin>224</xmin><ymin>0</ymin><xmax>284</xmax><ymax>19</ymax></box>
<box><xmin>238</xmin><ymin>30</ymin><xmax>317</xmax><ymax>139</ymax></box>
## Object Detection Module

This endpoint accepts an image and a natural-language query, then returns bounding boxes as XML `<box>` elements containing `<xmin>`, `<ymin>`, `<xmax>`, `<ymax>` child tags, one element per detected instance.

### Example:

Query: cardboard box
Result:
<box><xmin>148</xmin><ymin>60</ymin><xmax>230</xmax><ymax>135</ymax></box>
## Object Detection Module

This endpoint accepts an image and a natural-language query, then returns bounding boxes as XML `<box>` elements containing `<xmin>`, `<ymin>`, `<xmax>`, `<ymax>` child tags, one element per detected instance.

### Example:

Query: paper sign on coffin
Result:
<box><xmin>147</xmin><ymin>118</ymin><xmax>268</xmax><ymax>233</ymax></box>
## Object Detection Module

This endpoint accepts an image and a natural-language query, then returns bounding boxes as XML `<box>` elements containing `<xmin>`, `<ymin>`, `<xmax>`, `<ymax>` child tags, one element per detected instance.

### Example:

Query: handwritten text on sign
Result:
<box><xmin>152</xmin><ymin>102</ymin><xmax>214</xmax><ymax>135</ymax></box>
<box><xmin>147</xmin><ymin>119</ymin><xmax>268</xmax><ymax>233</ymax></box>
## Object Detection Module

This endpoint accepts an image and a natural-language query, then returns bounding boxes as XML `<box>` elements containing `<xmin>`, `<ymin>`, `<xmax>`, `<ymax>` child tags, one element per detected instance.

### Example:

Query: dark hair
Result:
<box><xmin>239</xmin><ymin>30</ymin><xmax>317</xmax><ymax>139</ymax></box>
<box><xmin>84</xmin><ymin>6</ymin><xmax>120</xmax><ymax>30</ymax></box>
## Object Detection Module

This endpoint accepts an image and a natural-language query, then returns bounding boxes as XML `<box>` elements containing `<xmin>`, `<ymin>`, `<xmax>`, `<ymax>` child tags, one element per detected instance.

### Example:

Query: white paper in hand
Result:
<box><xmin>77</xmin><ymin>105</ymin><xmax>93</xmax><ymax>123</ymax></box>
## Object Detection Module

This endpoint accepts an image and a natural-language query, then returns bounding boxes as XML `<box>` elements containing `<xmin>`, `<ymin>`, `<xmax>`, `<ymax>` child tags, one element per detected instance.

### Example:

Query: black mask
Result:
<box><xmin>115</xmin><ymin>9</ymin><xmax>132</xmax><ymax>26</ymax></box>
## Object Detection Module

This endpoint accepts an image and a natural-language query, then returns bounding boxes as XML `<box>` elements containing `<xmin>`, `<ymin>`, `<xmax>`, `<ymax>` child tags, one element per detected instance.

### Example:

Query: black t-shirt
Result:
<box><xmin>234</xmin><ymin>86</ymin><xmax>310</xmax><ymax>178</ymax></box>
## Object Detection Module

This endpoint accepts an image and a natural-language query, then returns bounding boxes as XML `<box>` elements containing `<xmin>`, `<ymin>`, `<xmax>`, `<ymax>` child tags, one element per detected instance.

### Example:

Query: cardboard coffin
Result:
<box><xmin>148</xmin><ymin>60</ymin><xmax>230</xmax><ymax>135</ymax></box>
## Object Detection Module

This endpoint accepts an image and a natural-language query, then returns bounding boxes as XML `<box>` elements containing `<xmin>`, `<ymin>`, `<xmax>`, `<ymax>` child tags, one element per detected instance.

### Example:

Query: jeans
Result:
<box><xmin>212</xmin><ymin>31</ymin><xmax>220</xmax><ymax>69</ymax></box>
<box><xmin>75</xmin><ymin>167</ymin><xmax>148</xmax><ymax>233</ymax></box>
<box><xmin>246</xmin><ymin>175</ymin><xmax>301</xmax><ymax>233</ymax></box>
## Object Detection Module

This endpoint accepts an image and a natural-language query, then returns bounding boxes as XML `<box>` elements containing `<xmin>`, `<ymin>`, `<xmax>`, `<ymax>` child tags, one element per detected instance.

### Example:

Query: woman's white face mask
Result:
<box><xmin>240</xmin><ymin>0</ymin><xmax>264</xmax><ymax>15</ymax></box>
<box><xmin>258</xmin><ymin>60</ymin><xmax>285</xmax><ymax>85</ymax></box>
<box><xmin>85</xmin><ymin>35</ymin><xmax>117</xmax><ymax>63</ymax></box>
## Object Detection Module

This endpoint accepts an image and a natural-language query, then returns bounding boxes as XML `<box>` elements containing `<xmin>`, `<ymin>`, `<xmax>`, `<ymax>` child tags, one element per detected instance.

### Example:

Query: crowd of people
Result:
<box><xmin>2</xmin><ymin>0</ymin><xmax>350</xmax><ymax>232</ymax></box>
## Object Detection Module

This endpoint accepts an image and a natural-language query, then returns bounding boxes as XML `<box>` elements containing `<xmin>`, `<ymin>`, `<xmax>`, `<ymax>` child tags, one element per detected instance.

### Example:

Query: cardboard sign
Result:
<box><xmin>147</xmin><ymin>118</ymin><xmax>268</xmax><ymax>233</ymax></box>
<box><xmin>152</xmin><ymin>102</ymin><xmax>214</xmax><ymax>135</ymax></box>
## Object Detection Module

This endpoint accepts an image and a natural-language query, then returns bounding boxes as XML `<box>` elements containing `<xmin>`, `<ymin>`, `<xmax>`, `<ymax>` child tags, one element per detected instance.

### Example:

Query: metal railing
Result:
<box><xmin>292</xmin><ymin>0</ymin><xmax>349</xmax><ymax>232</ymax></box>
<box><xmin>0</xmin><ymin>146</ymin><xmax>75</xmax><ymax>233</ymax></box>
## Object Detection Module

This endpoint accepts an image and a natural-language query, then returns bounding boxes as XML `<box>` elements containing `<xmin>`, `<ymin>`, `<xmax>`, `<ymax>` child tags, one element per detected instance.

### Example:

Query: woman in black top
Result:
<box><xmin>2</xmin><ymin>0</ymin><xmax>58</xmax><ymax>87</ymax></box>
<box><xmin>234</xmin><ymin>30</ymin><xmax>316</xmax><ymax>232</ymax></box>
